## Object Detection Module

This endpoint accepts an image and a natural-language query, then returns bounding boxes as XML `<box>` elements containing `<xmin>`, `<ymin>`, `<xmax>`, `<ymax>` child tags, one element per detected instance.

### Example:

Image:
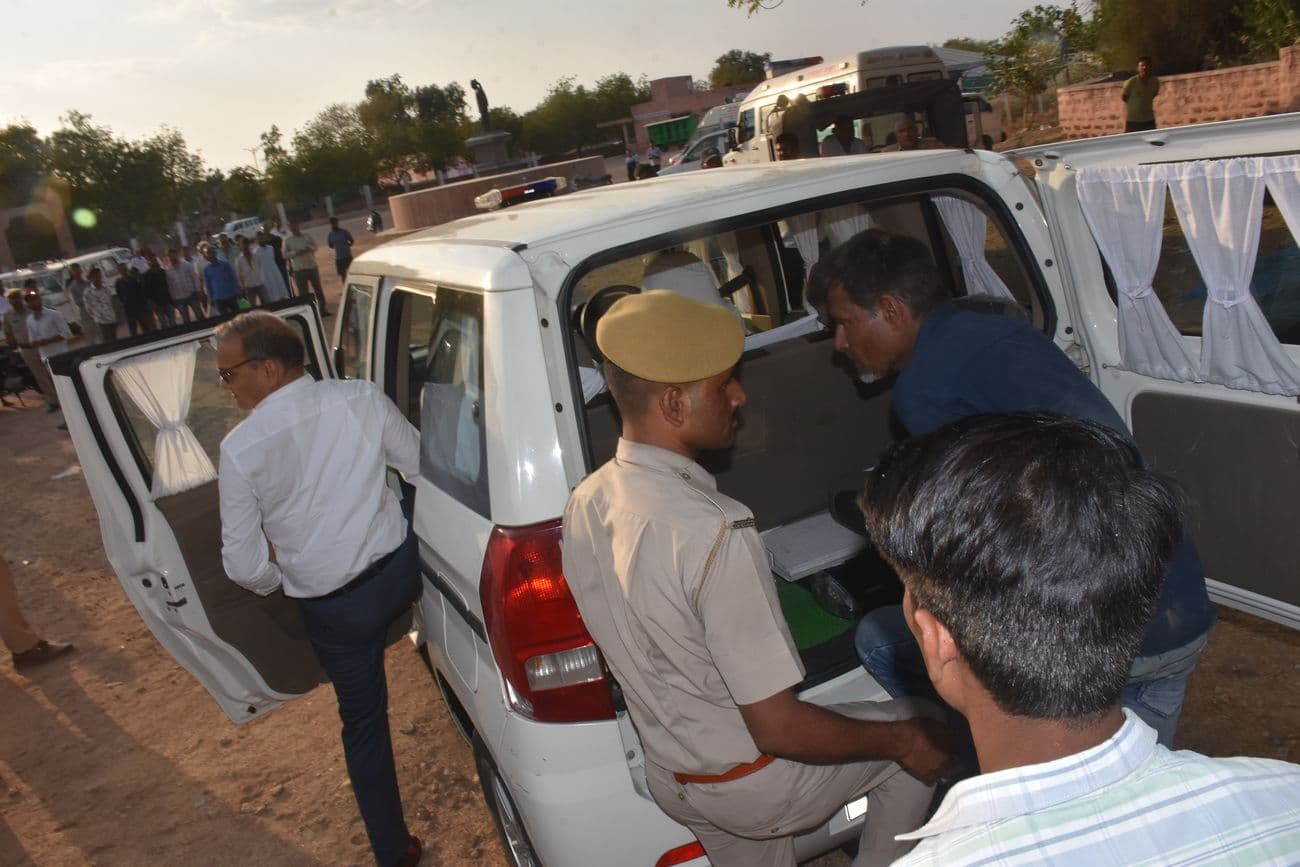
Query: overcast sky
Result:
<box><xmin>3</xmin><ymin>0</ymin><xmax>1029</xmax><ymax>172</ymax></box>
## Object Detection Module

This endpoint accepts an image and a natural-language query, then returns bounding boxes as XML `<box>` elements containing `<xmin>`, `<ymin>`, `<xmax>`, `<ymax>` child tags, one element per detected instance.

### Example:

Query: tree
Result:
<box><xmin>1095</xmin><ymin>0</ymin><xmax>1245</xmax><ymax>71</ymax></box>
<box><xmin>223</xmin><ymin>166</ymin><xmax>265</xmax><ymax>216</ymax></box>
<box><xmin>0</xmin><ymin>124</ymin><xmax>46</xmax><ymax>209</ymax></box>
<box><xmin>943</xmin><ymin>37</ymin><xmax>999</xmax><ymax>54</ymax></box>
<box><xmin>708</xmin><ymin>49</ymin><xmax>771</xmax><ymax>88</ymax></box>
<box><xmin>1235</xmin><ymin>0</ymin><xmax>1300</xmax><ymax>64</ymax></box>
<box><xmin>988</xmin><ymin>4</ymin><xmax>1096</xmax><ymax>122</ymax></box>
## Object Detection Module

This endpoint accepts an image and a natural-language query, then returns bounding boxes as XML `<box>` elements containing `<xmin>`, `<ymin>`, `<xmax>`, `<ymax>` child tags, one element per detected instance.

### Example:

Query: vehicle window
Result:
<box><xmin>567</xmin><ymin>186</ymin><xmax>1048</xmax><ymax>392</ymax></box>
<box><xmin>1143</xmin><ymin>195</ymin><xmax>1300</xmax><ymax>344</ymax></box>
<box><xmin>737</xmin><ymin>109</ymin><xmax>756</xmax><ymax>144</ymax></box>
<box><xmin>399</xmin><ymin>287</ymin><xmax>489</xmax><ymax>518</ymax></box>
<box><xmin>337</xmin><ymin>282</ymin><xmax>374</xmax><ymax>379</ymax></box>
<box><xmin>108</xmin><ymin>314</ymin><xmax>323</xmax><ymax>488</ymax></box>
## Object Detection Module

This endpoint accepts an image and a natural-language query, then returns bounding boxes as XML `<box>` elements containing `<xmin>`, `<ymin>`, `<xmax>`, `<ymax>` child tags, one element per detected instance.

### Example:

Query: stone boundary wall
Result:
<box><xmin>1058</xmin><ymin>45</ymin><xmax>1300</xmax><ymax>139</ymax></box>
<box><xmin>389</xmin><ymin>156</ymin><xmax>609</xmax><ymax>231</ymax></box>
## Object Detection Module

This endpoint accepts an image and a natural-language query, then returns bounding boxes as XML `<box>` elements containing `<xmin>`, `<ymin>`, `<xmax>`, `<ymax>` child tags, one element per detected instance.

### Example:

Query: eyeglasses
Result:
<box><xmin>218</xmin><ymin>357</ymin><xmax>264</xmax><ymax>383</ymax></box>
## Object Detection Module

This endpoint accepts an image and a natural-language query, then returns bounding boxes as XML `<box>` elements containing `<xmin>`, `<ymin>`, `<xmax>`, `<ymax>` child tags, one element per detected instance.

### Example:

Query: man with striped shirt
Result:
<box><xmin>858</xmin><ymin>413</ymin><xmax>1300</xmax><ymax>866</ymax></box>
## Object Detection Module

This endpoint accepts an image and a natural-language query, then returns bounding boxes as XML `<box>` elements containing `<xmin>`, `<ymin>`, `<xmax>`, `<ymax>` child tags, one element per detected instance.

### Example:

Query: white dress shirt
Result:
<box><xmin>26</xmin><ymin>308</ymin><xmax>72</xmax><ymax>359</ymax></box>
<box><xmin>234</xmin><ymin>253</ymin><xmax>262</xmax><ymax>291</ymax></box>
<box><xmin>219</xmin><ymin>376</ymin><xmax>420</xmax><ymax>598</ymax></box>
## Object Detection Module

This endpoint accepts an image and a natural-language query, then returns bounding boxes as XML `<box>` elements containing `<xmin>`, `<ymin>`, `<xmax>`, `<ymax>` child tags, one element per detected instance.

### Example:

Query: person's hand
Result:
<box><xmin>894</xmin><ymin>716</ymin><xmax>958</xmax><ymax>784</ymax></box>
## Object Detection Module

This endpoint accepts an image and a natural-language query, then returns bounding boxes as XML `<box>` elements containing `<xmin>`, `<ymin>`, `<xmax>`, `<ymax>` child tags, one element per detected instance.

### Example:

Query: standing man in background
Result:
<box><xmin>327</xmin><ymin>217</ymin><xmax>354</xmax><ymax>283</ymax></box>
<box><xmin>82</xmin><ymin>267</ymin><xmax>121</xmax><ymax>341</ymax></box>
<box><xmin>215</xmin><ymin>311</ymin><xmax>423</xmax><ymax>867</ymax></box>
<box><xmin>114</xmin><ymin>262</ymin><xmax>155</xmax><ymax>336</ymax></box>
<box><xmin>3</xmin><ymin>288</ymin><xmax>60</xmax><ymax>412</ymax></box>
<box><xmin>63</xmin><ymin>262</ymin><xmax>94</xmax><ymax>343</ymax></box>
<box><xmin>202</xmin><ymin>247</ymin><xmax>242</xmax><ymax>316</ymax></box>
<box><xmin>1122</xmin><ymin>56</ymin><xmax>1160</xmax><ymax>132</ymax></box>
<box><xmin>284</xmin><ymin>220</ymin><xmax>329</xmax><ymax>316</ymax></box>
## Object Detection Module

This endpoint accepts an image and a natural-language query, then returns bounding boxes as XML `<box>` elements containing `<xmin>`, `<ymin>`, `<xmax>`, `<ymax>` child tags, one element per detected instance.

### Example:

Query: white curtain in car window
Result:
<box><xmin>1261</xmin><ymin>155</ymin><xmax>1300</xmax><ymax>337</ymax></box>
<box><xmin>785</xmin><ymin>213</ymin><xmax>820</xmax><ymax>315</ymax></box>
<box><xmin>1075</xmin><ymin>167</ymin><xmax>1198</xmax><ymax>382</ymax></box>
<box><xmin>823</xmin><ymin>204</ymin><xmax>872</xmax><ymax>248</ymax></box>
<box><xmin>1166</xmin><ymin>158</ymin><xmax>1300</xmax><ymax>395</ymax></box>
<box><xmin>420</xmin><ymin>312</ymin><xmax>482</xmax><ymax>484</ymax></box>
<box><xmin>933</xmin><ymin>196</ymin><xmax>1017</xmax><ymax>303</ymax></box>
<box><xmin>111</xmin><ymin>341</ymin><xmax>217</xmax><ymax>497</ymax></box>
<box><xmin>714</xmin><ymin>233</ymin><xmax>754</xmax><ymax>314</ymax></box>
<box><xmin>1263</xmin><ymin>154</ymin><xmax>1300</xmax><ymax>245</ymax></box>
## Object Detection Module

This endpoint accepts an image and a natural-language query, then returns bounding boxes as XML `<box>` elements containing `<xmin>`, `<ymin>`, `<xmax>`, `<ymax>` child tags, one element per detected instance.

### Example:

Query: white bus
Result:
<box><xmin>728</xmin><ymin>46</ymin><xmax>949</xmax><ymax>163</ymax></box>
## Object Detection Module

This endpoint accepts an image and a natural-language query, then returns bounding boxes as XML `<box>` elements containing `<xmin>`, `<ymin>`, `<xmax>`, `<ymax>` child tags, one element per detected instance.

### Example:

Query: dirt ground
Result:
<box><xmin>2</xmin><ymin>224</ymin><xmax>1298</xmax><ymax>867</ymax></box>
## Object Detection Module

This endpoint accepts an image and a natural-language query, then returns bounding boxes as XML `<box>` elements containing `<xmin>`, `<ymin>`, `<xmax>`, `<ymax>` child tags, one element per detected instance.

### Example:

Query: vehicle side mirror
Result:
<box><xmin>333</xmin><ymin>345</ymin><xmax>344</xmax><ymax>377</ymax></box>
<box><xmin>727</xmin><ymin>128</ymin><xmax>739</xmax><ymax>151</ymax></box>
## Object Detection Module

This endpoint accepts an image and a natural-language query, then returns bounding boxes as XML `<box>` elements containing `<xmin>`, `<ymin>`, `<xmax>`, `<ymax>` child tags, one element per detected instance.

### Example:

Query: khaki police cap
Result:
<box><xmin>596</xmin><ymin>289</ymin><xmax>744</xmax><ymax>384</ymax></box>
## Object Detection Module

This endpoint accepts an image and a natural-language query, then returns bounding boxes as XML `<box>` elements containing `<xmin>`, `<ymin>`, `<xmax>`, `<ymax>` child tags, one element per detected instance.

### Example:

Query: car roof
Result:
<box><xmin>353</xmin><ymin>151</ymin><xmax>978</xmax><ymax>289</ymax></box>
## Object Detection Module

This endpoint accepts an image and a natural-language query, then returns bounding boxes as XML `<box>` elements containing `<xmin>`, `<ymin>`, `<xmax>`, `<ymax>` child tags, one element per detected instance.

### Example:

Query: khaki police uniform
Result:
<box><xmin>560</xmin><ymin>290</ymin><xmax>933</xmax><ymax>866</ymax></box>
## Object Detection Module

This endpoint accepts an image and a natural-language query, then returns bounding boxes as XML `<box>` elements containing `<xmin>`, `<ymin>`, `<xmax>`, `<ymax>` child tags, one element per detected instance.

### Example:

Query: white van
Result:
<box><xmin>730</xmin><ymin>46</ymin><xmax>948</xmax><ymax>163</ymax></box>
<box><xmin>49</xmin><ymin>113</ymin><xmax>1300</xmax><ymax>866</ymax></box>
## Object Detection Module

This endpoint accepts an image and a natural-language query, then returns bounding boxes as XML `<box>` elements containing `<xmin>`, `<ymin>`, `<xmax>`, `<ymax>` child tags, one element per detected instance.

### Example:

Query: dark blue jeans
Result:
<box><xmin>297</xmin><ymin>533</ymin><xmax>420</xmax><ymax>866</ymax></box>
<box><xmin>854</xmin><ymin>604</ymin><xmax>1207</xmax><ymax>748</ymax></box>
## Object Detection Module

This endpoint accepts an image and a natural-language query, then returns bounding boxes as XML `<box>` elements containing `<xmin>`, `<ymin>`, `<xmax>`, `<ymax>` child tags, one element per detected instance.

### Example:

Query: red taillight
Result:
<box><xmin>656</xmin><ymin>841</ymin><xmax>707</xmax><ymax>867</ymax></box>
<box><xmin>480</xmin><ymin>519</ymin><xmax>616</xmax><ymax>723</ymax></box>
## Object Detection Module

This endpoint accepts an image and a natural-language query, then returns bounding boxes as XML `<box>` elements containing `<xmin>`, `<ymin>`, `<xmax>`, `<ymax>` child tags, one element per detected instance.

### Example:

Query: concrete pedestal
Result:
<box><xmin>466</xmin><ymin>131</ymin><xmax>514</xmax><ymax>174</ymax></box>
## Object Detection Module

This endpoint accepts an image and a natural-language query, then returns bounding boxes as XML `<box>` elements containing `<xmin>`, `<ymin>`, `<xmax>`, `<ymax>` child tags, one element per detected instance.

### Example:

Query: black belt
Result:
<box><xmin>316</xmin><ymin>546</ymin><xmax>401</xmax><ymax>600</ymax></box>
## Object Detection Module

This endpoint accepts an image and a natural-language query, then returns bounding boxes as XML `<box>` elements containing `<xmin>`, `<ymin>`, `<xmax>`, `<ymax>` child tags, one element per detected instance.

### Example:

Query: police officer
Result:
<box><xmin>561</xmin><ymin>290</ymin><xmax>954</xmax><ymax>866</ymax></box>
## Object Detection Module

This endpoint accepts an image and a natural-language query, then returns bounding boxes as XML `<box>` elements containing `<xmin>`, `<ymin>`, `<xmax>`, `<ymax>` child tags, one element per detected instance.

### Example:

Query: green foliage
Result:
<box><xmin>518</xmin><ymin>72</ymin><xmax>650</xmax><ymax>157</ymax></box>
<box><xmin>6</xmin><ymin>212</ymin><xmax>60</xmax><ymax>263</ymax></box>
<box><xmin>709</xmin><ymin>50</ymin><xmax>771</xmax><ymax>88</ymax></box>
<box><xmin>1094</xmin><ymin>0</ymin><xmax>1247</xmax><ymax>71</ymax></box>
<box><xmin>1235</xmin><ymin>0</ymin><xmax>1300</xmax><ymax>63</ymax></box>
<box><xmin>943</xmin><ymin>37</ymin><xmax>1000</xmax><ymax>54</ymax></box>
<box><xmin>223</xmin><ymin>167</ymin><xmax>265</xmax><ymax>217</ymax></box>
<box><xmin>987</xmin><ymin>4</ymin><xmax>1096</xmax><ymax>122</ymax></box>
<box><xmin>0</xmin><ymin>124</ymin><xmax>47</xmax><ymax>209</ymax></box>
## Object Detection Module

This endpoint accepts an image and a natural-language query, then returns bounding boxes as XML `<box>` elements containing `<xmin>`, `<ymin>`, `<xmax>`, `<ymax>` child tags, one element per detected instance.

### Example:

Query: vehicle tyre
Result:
<box><xmin>473</xmin><ymin>733</ymin><xmax>543</xmax><ymax>867</ymax></box>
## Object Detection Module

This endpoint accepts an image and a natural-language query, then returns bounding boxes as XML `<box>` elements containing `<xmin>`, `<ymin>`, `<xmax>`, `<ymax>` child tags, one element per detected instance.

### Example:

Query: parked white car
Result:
<box><xmin>50</xmin><ymin>112</ymin><xmax>1300</xmax><ymax>867</ymax></box>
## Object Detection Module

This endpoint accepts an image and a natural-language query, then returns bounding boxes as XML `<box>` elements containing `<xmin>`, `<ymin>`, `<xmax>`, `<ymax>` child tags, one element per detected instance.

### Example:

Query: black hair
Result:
<box><xmin>214</xmin><ymin>310</ymin><xmax>305</xmax><ymax>371</ymax></box>
<box><xmin>1138</xmin><ymin>55</ymin><xmax>1153</xmax><ymax>65</ymax></box>
<box><xmin>87</xmin><ymin>266</ymin><xmax>102</xmax><ymax>278</ymax></box>
<box><xmin>805</xmin><ymin>228</ymin><xmax>948</xmax><ymax>322</ymax></box>
<box><xmin>860</xmin><ymin>412</ymin><xmax>1184</xmax><ymax>722</ymax></box>
<box><xmin>602</xmin><ymin>360</ymin><xmax>659</xmax><ymax>419</ymax></box>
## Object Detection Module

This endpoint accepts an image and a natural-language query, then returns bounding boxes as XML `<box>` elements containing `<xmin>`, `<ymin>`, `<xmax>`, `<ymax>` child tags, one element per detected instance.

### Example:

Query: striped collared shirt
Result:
<box><xmin>893</xmin><ymin>709</ymin><xmax>1300</xmax><ymax>866</ymax></box>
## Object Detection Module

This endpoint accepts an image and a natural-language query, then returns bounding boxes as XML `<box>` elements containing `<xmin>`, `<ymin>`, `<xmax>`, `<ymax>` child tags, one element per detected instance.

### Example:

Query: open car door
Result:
<box><xmin>1017</xmin><ymin>115</ymin><xmax>1300</xmax><ymax>629</ymax></box>
<box><xmin>49</xmin><ymin>300</ymin><xmax>358</xmax><ymax>723</ymax></box>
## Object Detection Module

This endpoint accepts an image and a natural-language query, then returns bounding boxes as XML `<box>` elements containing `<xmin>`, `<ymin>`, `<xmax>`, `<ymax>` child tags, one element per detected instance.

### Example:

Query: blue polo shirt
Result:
<box><xmin>203</xmin><ymin>260</ymin><xmax>240</xmax><ymax>302</ymax></box>
<box><xmin>894</xmin><ymin>304</ymin><xmax>1215</xmax><ymax>656</ymax></box>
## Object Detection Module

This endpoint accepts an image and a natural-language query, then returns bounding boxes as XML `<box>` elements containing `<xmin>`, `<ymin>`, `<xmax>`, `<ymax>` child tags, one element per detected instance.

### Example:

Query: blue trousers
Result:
<box><xmin>854</xmin><ymin>604</ymin><xmax>1208</xmax><ymax>748</ymax></box>
<box><xmin>297</xmin><ymin>533</ymin><xmax>420</xmax><ymax>866</ymax></box>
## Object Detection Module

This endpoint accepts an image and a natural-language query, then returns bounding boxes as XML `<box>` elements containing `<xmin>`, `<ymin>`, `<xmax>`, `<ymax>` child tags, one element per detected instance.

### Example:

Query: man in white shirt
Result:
<box><xmin>820</xmin><ymin>116</ymin><xmax>868</xmax><ymax>157</ymax></box>
<box><xmin>283</xmin><ymin>220</ymin><xmax>329</xmax><ymax>316</ymax></box>
<box><xmin>253</xmin><ymin>231</ymin><xmax>289</xmax><ymax>302</ymax></box>
<box><xmin>859</xmin><ymin>413</ymin><xmax>1300</xmax><ymax>866</ymax></box>
<box><xmin>233</xmin><ymin>237</ymin><xmax>266</xmax><ymax>305</ymax></box>
<box><xmin>215</xmin><ymin>311</ymin><xmax>423</xmax><ymax>867</ymax></box>
<box><xmin>3</xmin><ymin>288</ymin><xmax>59</xmax><ymax>412</ymax></box>
<box><xmin>164</xmin><ymin>248</ymin><xmax>205</xmax><ymax>323</ymax></box>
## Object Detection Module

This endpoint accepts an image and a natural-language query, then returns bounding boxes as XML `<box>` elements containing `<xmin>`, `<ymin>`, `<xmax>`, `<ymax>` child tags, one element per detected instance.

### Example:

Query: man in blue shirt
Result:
<box><xmin>805</xmin><ymin>228</ymin><xmax>1215</xmax><ymax>746</ymax></box>
<box><xmin>202</xmin><ymin>246</ymin><xmax>243</xmax><ymax>315</ymax></box>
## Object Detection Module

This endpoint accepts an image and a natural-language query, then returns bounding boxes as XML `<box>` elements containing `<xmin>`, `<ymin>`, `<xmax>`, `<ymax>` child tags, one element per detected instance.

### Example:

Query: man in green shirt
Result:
<box><xmin>1122</xmin><ymin>56</ymin><xmax>1160</xmax><ymax>132</ymax></box>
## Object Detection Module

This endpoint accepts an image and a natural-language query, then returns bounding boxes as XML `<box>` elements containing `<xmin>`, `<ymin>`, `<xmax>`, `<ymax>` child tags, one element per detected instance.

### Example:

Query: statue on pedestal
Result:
<box><xmin>470</xmin><ymin>79</ymin><xmax>492</xmax><ymax>132</ymax></box>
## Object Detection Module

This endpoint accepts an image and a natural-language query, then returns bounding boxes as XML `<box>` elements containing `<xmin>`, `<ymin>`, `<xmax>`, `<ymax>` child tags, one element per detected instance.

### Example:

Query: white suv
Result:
<box><xmin>50</xmin><ymin>113</ymin><xmax>1300</xmax><ymax>866</ymax></box>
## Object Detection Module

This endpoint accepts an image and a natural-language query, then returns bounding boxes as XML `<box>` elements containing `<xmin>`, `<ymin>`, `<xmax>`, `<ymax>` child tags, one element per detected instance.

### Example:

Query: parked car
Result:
<box><xmin>216</xmin><ymin>216</ymin><xmax>264</xmax><ymax>240</ymax></box>
<box><xmin>48</xmin><ymin>112</ymin><xmax>1300</xmax><ymax>867</ymax></box>
<box><xmin>658</xmin><ymin>130</ymin><xmax>731</xmax><ymax>175</ymax></box>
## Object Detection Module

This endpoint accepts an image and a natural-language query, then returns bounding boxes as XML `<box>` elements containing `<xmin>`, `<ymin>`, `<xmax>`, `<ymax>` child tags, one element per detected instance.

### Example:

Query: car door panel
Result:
<box><xmin>50</xmin><ymin>302</ymin><xmax>340</xmax><ymax>722</ymax></box>
<box><xmin>1017</xmin><ymin>116</ymin><xmax>1300</xmax><ymax>629</ymax></box>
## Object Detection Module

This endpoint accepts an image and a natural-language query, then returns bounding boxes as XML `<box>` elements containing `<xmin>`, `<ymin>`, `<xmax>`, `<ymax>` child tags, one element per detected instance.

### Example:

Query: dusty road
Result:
<box><xmin>2</xmin><ymin>224</ymin><xmax>1297</xmax><ymax>866</ymax></box>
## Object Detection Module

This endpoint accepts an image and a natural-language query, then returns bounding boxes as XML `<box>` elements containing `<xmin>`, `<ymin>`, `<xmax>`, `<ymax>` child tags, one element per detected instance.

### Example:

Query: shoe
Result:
<box><xmin>12</xmin><ymin>639</ymin><xmax>74</xmax><ymax>670</ymax></box>
<box><xmin>394</xmin><ymin>836</ymin><xmax>422</xmax><ymax>867</ymax></box>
